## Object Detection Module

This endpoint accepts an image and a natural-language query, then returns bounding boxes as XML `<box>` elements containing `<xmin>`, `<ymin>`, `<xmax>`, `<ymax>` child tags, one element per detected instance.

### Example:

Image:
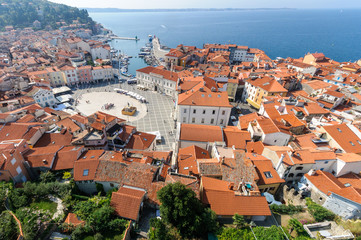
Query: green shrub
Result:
<box><xmin>288</xmin><ymin>218</ymin><xmax>308</xmax><ymax>237</ymax></box>
<box><xmin>305</xmin><ymin>198</ymin><xmax>335</xmax><ymax>222</ymax></box>
<box><xmin>270</xmin><ymin>204</ymin><xmax>303</xmax><ymax>215</ymax></box>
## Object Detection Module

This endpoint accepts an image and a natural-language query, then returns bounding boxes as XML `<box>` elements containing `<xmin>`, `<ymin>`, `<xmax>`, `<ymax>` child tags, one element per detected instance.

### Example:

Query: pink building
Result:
<box><xmin>77</xmin><ymin>66</ymin><xmax>93</xmax><ymax>84</ymax></box>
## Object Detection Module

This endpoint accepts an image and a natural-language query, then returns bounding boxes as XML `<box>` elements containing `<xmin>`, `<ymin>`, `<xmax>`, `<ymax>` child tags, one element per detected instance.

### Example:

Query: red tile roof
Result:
<box><xmin>52</xmin><ymin>146</ymin><xmax>83</xmax><ymax>171</ymax></box>
<box><xmin>110</xmin><ymin>187</ymin><xmax>145</xmax><ymax>221</ymax></box>
<box><xmin>223</xmin><ymin>126</ymin><xmax>251</xmax><ymax>149</ymax></box>
<box><xmin>178</xmin><ymin>145</ymin><xmax>210</xmax><ymax>175</ymax></box>
<box><xmin>136</xmin><ymin>66</ymin><xmax>179</xmax><ymax>82</ymax></box>
<box><xmin>34</xmin><ymin>130</ymin><xmax>73</xmax><ymax>148</ymax></box>
<box><xmin>73</xmin><ymin>159</ymin><xmax>100</xmax><ymax>181</ymax></box>
<box><xmin>64</xmin><ymin>213</ymin><xmax>85</xmax><ymax>227</ymax></box>
<box><xmin>323</xmin><ymin>124</ymin><xmax>361</xmax><ymax>154</ymax></box>
<box><xmin>305</xmin><ymin>170</ymin><xmax>361</xmax><ymax>204</ymax></box>
<box><xmin>201</xmin><ymin>177</ymin><xmax>271</xmax><ymax>216</ymax></box>
<box><xmin>180</xmin><ymin>124</ymin><xmax>223</xmax><ymax>143</ymax></box>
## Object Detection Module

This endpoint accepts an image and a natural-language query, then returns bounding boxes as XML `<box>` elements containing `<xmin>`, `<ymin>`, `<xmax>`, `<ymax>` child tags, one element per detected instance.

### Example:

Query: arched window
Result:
<box><xmin>295</xmin><ymin>166</ymin><xmax>303</xmax><ymax>171</ymax></box>
<box><xmin>288</xmin><ymin>173</ymin><xmax>294</xmax><ymax>178</ymax></box>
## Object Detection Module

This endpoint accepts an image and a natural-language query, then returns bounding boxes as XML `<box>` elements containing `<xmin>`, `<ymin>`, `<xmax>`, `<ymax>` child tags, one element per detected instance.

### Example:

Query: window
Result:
<box><xmin>274</xmin><ymin>140</ymin><xmax>277</xmax><ymax>143</ymax></box>
<box><xmin>201</xmin><ymin>118</ymin><xmax>205</xmax><ymax>124</ymax></box>
<box><xmin>222</xmin><ymin>110</ymin><xmax>225</xmax><ymax>115</ymax></box>
<box><xmin>288</xmin><ymin>173</ymin><xmax>294</xmax><ymax>178</ymax></box>
<box><xmin>203</xmin><ymin>110</ymin><xmax>206</xmax><ymax>114</ymax></box>
<box><xmin>350</xmin><ymin>141</ymin><xmax>355</xmax><ymax>146</ymax></box>
<box><xmin>193</xmin><ymin>109</ymin><xmax>196</xmax><ymax>114</ymax></box>
<box><xmin>264</xmin><ymin>171</ymin><xmax>273</xmax><ymax>178</ymax></box>
<box><xmin>183</xmin><ymin>117</ymin><xmax>186</xmax><ymax>123</ymax></box>
<box><xmin>295</xmin><ymin>166</ymin><xmax>303</xmax><ymax>171</ymax></box>
<box><xmin>110</xmin><ymin>183</ymin><xmax>115</xmax><ymax>187</ymax></box>
<box><xmin>184</xmin><ymin>109</ymin><xmax>187</xmax><ymax>114</ymax></box>
<box><xmin>83</xmin><ymin>169</ymin><xmax>89</xmax><ymax>176</ymax></box>
<box><xmin>210</xmin><ymin>119</ymin><xmax>214</xmax><ymax>124</ymax></box>
<box><xmin>296</xmin><ymin>173</ymin><xmax>304</xmax><ymax>177</ymax></box>
<box><xmin>192</xmin><ymin>118</ymin><xmax>195</xmax><ymax>123</ymax></box>
<box><xmin>324</xmin><ymin>161</ymin><xmax>329</xmax><ymax>164</ymax></box>
<box><xmin>337</xmin><ymin>128</ymin><xmax>342</xmax><ymax>132</ymax></box>
<box><xmin>220</xmin><ymin>119</ymin><xmax>224</xmax><ymax>125</ymax></box>
<box><xmin>16</xmin><ymin>166</ymin><xmax>22</xmax><ymax>174</ymax></box>
<box><xmin>320</xmin><ymin>168</ymin><xmax>324</xmax><ymax>171</ymax></box>
<box><xmin>269</xmin><ymin>187</ymin><xmax>275</xmax><ymax>191</ymax></box>
<box><xmin>212</xmin><ymin>110</ymin><xmax>216</xmax><ymax>115</ymax></box>
<box><xmin>11</xmin><ymin>158</ymin><xmax>16</xmax><ymax>165</ymax></box>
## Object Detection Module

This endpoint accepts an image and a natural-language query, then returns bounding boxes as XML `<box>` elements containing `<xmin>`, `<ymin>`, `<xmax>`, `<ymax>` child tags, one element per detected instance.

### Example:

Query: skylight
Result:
<box><xmin>264</xmin><ymin>171</ymin><xmax>273</xmax><ymax>178</ymax></box>
<box><xmin>337</xmin><ymin>128</ymin><xmax>342</xmax><ymax>132</ymax></box>
<box><xmin>83</xmin><ymin>169</ymin><xmax>89</xmax><ymax>176</ymax></box>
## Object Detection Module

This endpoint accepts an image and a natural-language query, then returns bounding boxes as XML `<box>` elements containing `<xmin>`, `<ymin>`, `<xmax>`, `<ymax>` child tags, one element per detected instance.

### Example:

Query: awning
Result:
<box><xmin>246</xmin><ymin>98</ymin><xmax>261</xmax><ymax>109</ymax></box>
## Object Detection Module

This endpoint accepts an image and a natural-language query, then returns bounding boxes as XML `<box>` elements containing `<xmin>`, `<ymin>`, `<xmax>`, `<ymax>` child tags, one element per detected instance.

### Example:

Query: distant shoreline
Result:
<box><xmin>85</xmin><ymin>8</ymin><xmax>296</xmax><ymax>13</ymax></box>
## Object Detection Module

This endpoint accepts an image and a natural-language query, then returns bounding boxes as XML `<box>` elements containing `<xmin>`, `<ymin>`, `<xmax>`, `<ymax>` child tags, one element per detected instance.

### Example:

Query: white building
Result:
<box><xmin>27</xmin><ymin>87</ymin><xmax>57</xmax><ymax>108</ymax></box>
<box><xmin>90</xmin><ymin>45</ymin><xmax>111</xmax><ymax>60</ymax></box>
<box><xmin>177</xmin><ymin>87</ymin><xmax>232</xmax><ymax>127</ymax></box>
<box><xmin>92</xmin><ymin>66</ymin><xmax>113</xmax><ymax>82</ymax></box>
<box><xmin>232</xmin><ymin>46</ymin><xmax>256</xmax><ymax>62</ymax></box>
<box><xmin>136</xmin><ymin>66</ymin><xmax>179</xmax><ymax>98</ymax></box>
<box><xmin>248</xmin><ymin>118</ymin><xmax>291</xmax><ymax>146</ymax></box>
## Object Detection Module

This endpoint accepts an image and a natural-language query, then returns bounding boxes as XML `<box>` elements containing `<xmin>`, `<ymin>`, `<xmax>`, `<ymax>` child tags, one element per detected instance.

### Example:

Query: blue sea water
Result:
<box><xmin>89</xmin><ymin>9</ymin><xmax>361</xmax><ymax>74</ymax></box>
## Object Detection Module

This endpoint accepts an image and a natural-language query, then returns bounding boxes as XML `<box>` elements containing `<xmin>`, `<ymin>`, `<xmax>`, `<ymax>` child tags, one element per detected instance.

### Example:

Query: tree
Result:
<box><xmin>288</xmin><ymin>218</ymin><xmax>308</xmax><ymax>237</ymax></box>
<box><xmin>253</xmin><ymin>225</ymin><xmax>289</xmax><ymax>240</ymax></box>
<box><xmin>233</xmin><ymin>214</ymin><xmax>246</xmax><ymax>228</ymax></box>
<box><xmin>0</xmin><ymin>212</ymin><xmax>18</xmax><ymax>240</ymax></box>
<box><xmin>8</xmin><ymin>188</ymin><xmax>28</xmax><ymax>209</ymax></box>
<box><xmin>218</xmin><ymin>227</ymin><xmax>254</xmax><ymax>240</ymax></box>
<box><xmin>39</xmin><ymin>171</ymin><xmax>56</xmax><ymax>183</ymax></box>
<box><xmin>148</xmin><ymin>218</ymin><xmax>172</xmax><ymax>240</ymax></box>
<box><xmin>157</xmin><ymin>182</ymin><xmax>218</xmax><ymax>238</ymax></box>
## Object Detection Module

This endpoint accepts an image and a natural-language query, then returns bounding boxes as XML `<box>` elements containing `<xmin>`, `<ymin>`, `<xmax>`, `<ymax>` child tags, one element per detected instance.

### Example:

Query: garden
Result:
<box><xmin>0</xmin><ymin>171</ymin><xmax>130</xmax><ymax>240</ymax></box>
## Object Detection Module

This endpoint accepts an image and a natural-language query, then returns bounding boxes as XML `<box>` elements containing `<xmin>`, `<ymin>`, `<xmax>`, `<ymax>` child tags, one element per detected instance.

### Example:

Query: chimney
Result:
<box><xmin>276</xmin><ymin>154</ymin><xmax>285</xmax><ymax>171</ymax></box>
<box><xmin>221</xmin><ymin>156</ymin><xmax>225</xmax><ymax>165</ymax></box>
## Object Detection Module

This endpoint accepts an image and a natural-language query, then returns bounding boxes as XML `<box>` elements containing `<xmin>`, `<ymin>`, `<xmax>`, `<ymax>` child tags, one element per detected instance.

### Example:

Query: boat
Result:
<box><xmin>122</xmin><ymin>106</ymin><xmax>137</xmax><ymax>116</ymax></box>
<box><xmin>121</xmin><ymin>72</ymin><xmax>132</xmax><ymax>78</ymax></box>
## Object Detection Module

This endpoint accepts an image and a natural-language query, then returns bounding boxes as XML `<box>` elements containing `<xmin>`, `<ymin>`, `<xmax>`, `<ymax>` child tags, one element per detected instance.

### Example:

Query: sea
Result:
<box><xmin>88</xmin><ymin>9</ymin><xmax>361</xmax><ymax>74</ymax></box>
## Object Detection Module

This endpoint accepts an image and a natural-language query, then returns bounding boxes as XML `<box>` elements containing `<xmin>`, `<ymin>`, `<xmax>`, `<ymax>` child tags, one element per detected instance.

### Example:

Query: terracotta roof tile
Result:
<box><xmin>323</xmin><ymin>124</ymin><xmax>361</xmax><ymax>154</ymax></box>
<box><xmin>110</xmin><ymin>187</ymin><xmax>145</xmax><ymax>221</ymax></box>
<box><xmin>201</xmin><ymin>177</ymin><xmax>271</xmax><ymax>216</ymax></box>
<box><xmin>180</xmin><ymin>124</ymin><xmax>223</xmax><ymax>142</ymax></box>
<box><xmin>177</xmin><ymin>145</ymin><xmax>210</xmax><ymax>175</ymax></box>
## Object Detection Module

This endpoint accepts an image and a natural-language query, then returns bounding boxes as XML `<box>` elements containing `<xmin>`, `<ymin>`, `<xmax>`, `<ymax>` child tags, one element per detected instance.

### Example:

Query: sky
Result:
<box><xmin>49</xmin><ymin>0</ymin><xmax>361</xmax><ymax>9</ymax></box>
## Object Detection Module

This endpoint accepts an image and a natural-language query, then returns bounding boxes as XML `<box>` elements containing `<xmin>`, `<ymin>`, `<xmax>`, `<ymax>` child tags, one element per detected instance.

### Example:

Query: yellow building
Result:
<box><xmin>243</xmin><ymin>76</ymin><xmax>287</xmax><ymax>109</ymax></box>
<box><xmin>46</xmin><ymin>67</ymin><xmax>67</xmax><ymax>87</ymax></box>
<box><xmin>227</xmin><ymin>79</ymin><xmax>238</xmax><ymax>101</ymax></box>
<box><xmin>251</xmin><ymin>155</ymin><xmax>285</xmax><ymax>195</ymax></box>
<box><xmin>303</xmin><ymin>52</ymin><xmax>326</xmax><ymax>66</ymax></box>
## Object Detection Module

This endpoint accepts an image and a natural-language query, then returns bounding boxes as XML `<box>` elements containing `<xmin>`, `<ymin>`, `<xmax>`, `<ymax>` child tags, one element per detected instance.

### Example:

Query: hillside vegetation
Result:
<box><xmin>0</xmin><ymin>0</ymin><xmax>96</xmax><ymax>31</ymax></box>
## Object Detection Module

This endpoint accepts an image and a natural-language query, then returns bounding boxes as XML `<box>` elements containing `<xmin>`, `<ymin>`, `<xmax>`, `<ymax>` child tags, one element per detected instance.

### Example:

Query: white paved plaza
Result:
<box><xmin>71</xmin><ymin>80</ymin><xmax>176</xmax><ymax>151</ymax></box>
<box><xmin>76</xmin><ymin>92</ymin><xmax>147</xmax><ymax>122</ymax></box>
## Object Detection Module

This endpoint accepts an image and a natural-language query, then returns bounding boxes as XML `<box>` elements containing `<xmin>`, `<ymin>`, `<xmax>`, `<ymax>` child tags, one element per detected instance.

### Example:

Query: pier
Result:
<box><xmin>111</xmin><ymin>36</ymin><xmax>140</xmax><ymax>41</ymax></box>
<box><xmin>151</xmin><ymin>37</ymin><xmax>169</xmax><ymax>66</ymax></box>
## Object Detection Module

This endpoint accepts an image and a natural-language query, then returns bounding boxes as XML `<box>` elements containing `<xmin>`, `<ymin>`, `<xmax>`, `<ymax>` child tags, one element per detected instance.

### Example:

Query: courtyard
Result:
<box><xmin>71</xmin><ymin>80</ymin><xmax>176</xmax><ymax>151</ymax></box>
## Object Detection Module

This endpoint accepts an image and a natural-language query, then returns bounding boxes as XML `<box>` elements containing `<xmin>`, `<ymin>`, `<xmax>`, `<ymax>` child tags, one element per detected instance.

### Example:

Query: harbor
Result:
<box><xmin>107</xmin><ymin>33</ymin><xmax>170</xmax><ymax>75</ymax></box>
